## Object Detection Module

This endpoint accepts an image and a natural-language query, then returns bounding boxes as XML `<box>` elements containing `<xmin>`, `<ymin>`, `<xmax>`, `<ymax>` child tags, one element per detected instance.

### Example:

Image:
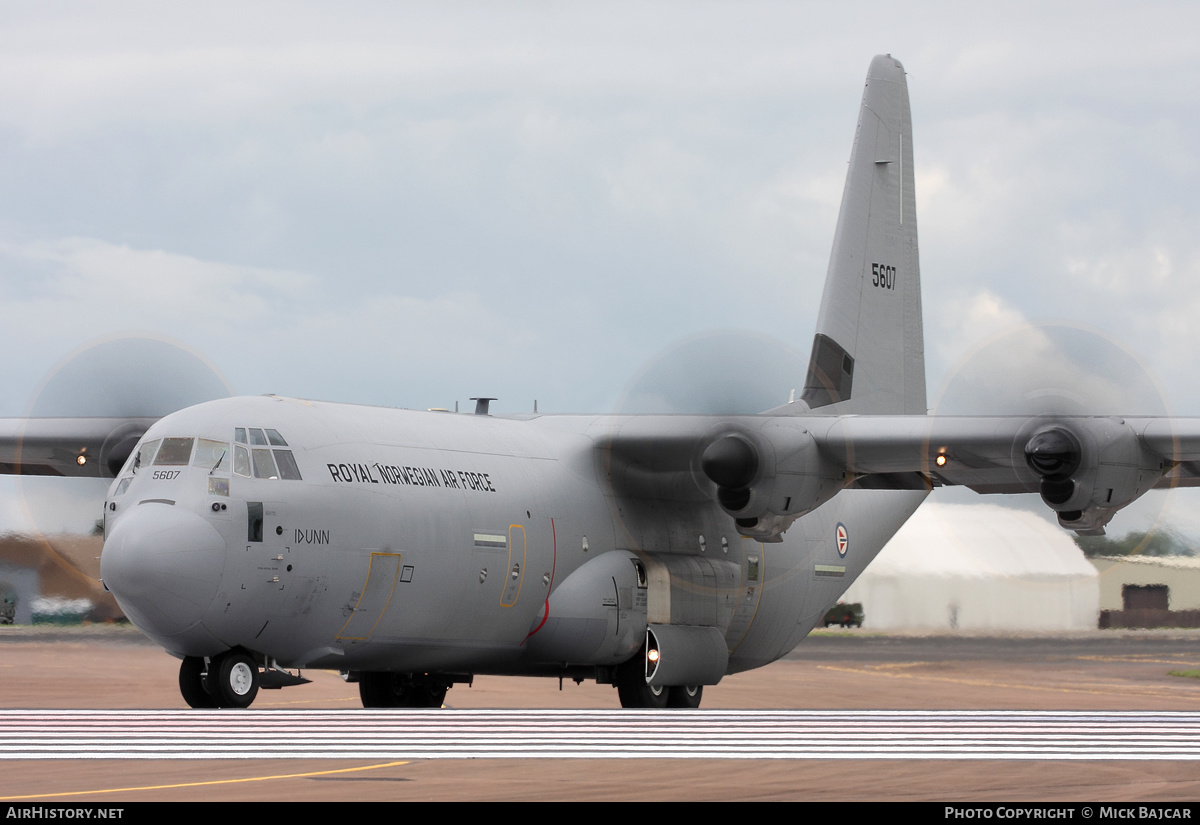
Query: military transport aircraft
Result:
<box><xmin>3</xmin><ymin>54</ymin><xmax>1197</xmax><ymax>710</ymax></box>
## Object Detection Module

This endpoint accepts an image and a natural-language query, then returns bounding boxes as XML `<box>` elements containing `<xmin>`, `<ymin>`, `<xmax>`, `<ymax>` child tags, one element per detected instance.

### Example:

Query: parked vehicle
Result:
<box><xmin>822</xmin><ymin>602</ymin><xmax>864</xmax><ymax>628</ymax></box>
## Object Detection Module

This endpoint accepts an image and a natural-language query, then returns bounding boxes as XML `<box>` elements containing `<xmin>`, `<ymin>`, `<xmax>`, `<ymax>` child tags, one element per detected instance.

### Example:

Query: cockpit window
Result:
<box><xmin>133</xmin><ymin>439</ymin><xmax>161</xmax><ymax>473</ymax></box>
<box><xmin>251</xmin><ymin>448</ymin><xmax>279</xmax><ymax>479</ymax></box>
<box><xmin>234</xmin><ymin>445</ymin><xmax>251</xmax><ymax>477</ymax></box>
<box><xmin>154</xmin><ymin>437</ymin><xmax>195</xmax><ymax>466</ymax></box>
<box><xmin>192</xmin><ymin>439</ymin><xmax>228</xmax><ymax>471</ymax></box>
<box><xmin>274</xmin><ymin>450</ymin><xmax>302</xmax><ymax>480</ymax></box>
<box><xmin>115</xmin><ymin>478</ymin><xmax>132</xmax><ymax>496</ymax></box>
<box><xmin>231</xmin><ymin>427</ymin><xmax>302</xmax><ymax>480</ymax></box>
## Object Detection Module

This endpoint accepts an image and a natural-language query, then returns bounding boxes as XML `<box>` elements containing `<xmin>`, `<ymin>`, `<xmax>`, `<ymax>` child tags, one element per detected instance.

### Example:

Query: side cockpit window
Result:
<box><xmin>234</xmin><ymin>445</ymin><xmax>252</xmax><ymax>477</ymax></box>
<box><xmin>274</xmin><ymin>450</ymin><xmax>302</xmax><ymax>480</ymax></box>
<box><xmin>235</xmin><ymin>427</ymin><xmax>302</xmax><ymax>480</ymax></box>
<box><xmin>132</xmin><ymin>439</ymin><xmax>161</xmax><ymax>474</ymax></box>
<box><xmin>252</xmin><ymin>448</ymin><xmax>278</xmax><ymax>479</ymax></box>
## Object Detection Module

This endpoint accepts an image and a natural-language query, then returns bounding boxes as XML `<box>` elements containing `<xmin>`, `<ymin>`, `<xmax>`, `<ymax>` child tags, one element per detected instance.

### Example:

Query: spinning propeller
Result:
<box><xmin>16</xmin><ymin>335</ymin><xmax>232</xmax><ymax>539</ymax></box>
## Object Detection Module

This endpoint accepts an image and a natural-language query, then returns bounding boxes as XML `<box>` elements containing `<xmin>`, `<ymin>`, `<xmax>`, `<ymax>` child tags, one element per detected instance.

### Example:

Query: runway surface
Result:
<box><xmin>7</xmin><ymin>629</ymin><xmax>1200</xmax><ymax>799</ymax></box>
<box><xmin>6</xmin><ymin>709</ymin><xmax>1200</xmax><ymax>761</ymax></box>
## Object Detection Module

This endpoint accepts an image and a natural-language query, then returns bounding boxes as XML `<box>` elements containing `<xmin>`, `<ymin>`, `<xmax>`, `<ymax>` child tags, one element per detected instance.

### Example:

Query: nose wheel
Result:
<box><xmin>178</xmin><ymin>656</ymin><xmax>218</xmax><ymax>709</ymax></box>
<box><xmin>179</xmin><ymin>651</ymin><xmax>260</xmax><ymax>709</ymax></box>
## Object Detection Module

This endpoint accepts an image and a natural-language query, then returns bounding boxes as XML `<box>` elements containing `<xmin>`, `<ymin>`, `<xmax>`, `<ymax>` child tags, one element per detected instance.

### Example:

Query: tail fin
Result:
<box><xmin>799</xmin><ymin>55</ymin><xmax>926</xmax><ymax>415</ymax></box>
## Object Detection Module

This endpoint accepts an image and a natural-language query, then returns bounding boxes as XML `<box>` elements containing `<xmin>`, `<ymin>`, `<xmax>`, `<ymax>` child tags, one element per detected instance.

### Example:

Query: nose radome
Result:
<box><xmin>101</xmin><ymin>504</ymin><xmax>226</xmax><ymax>637</ymax></box>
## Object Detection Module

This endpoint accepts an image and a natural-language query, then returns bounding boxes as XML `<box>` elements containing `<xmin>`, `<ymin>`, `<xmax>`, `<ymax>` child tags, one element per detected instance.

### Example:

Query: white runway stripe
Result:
<box><xmin>3</xmin><ymin>710</ymin><xmax>1200</xmax><ymax>760</ymax></box>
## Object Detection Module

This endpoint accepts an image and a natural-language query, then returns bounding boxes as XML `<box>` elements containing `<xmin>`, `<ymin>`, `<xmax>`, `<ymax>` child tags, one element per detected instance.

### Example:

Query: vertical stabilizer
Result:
<box><xmin>800</xmin><ymin>55</ymin><xmax>926</xmax><ymax>415</ymax></box>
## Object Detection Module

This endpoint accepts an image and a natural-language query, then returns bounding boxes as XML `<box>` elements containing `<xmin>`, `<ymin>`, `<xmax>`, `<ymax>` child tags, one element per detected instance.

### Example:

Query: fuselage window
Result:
<box><xmin>133</xmin><ymin>439</ymin><xmax>161</xmax><ymax>473</ymax></box>
<box><xmin>248</xmin><ymin>428</ymin><xmax>269</xmax><ymax>447</ymax></box>
<box><xmin>247</xmin><ymin>501</ymin><xmax>263</xmax><ymax>542</ymax></box>
<box><xmin>234</xmin><ymin>445</ymin><xmax>252</xmax><ymax>477</ymax></box>
<box><xmin>266</xmin><ymin>429</ymin><xmax>288</xmax><ymax>447</ymax></box>
<box><xmin>192</xmin><ymin>439</ymin><xmax>228</xmax><ymax>471</ymax></box>
<box><xmin>234</xmin><ymin>428</ymin><xmax>247</xmax><ymax>444</ymax></box>
<box><xmin>252</xmin><ymin>448</ymin><xmax>279</xmax><ymax>480</ymax></box>
<box><xmin>273</xmin><ymin>449</ymin><xmax>302</xmax><ymax>480</ymax></box>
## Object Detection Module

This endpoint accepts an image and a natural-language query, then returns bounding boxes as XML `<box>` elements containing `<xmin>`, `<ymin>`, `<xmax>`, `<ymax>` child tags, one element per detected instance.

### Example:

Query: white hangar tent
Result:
<box><xmin>838</xmin><ymin>502</ymin><xmax>1100</xmax><ymax>631</ymax></box>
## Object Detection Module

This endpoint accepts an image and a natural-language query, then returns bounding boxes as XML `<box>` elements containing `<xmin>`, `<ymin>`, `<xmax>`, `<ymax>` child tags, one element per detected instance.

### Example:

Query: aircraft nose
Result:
<box><xmin>101</xmin><ymin>504</ymin><xmax>226</xmax><ymax>637</ymax></box>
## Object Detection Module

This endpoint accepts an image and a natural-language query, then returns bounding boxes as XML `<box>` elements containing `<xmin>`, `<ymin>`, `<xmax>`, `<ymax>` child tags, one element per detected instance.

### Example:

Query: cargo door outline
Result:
<box><xmin>336</xmin><ymin>552</ymin><xmax>401</xmax><ymax>641</ymax></box>
<box><xmin>726</xmin><ymin>540</ymin><xmax>764</xmax><ymax>655</ymax></box>
<box><xmin>500</xmin><ymin>525</ymin><xmax>526</xmax><ymax>607</ymax></box>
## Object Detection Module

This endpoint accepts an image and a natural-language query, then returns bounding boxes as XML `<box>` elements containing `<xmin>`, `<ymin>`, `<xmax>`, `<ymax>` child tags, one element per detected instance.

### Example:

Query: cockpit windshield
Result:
<box><xmin>192</xmin><ymin>438</ymin><xmax>227</xmax><ymax>471</ymax></box>
<box><xmin>153</xmin><ymin>437</ymin><xmax>195</xmax><ymax>466</ymax></box>
<box><xmin>125</xmin><ymin>429</ymin><xmax>301</xmax><ymax>480</ymax></box>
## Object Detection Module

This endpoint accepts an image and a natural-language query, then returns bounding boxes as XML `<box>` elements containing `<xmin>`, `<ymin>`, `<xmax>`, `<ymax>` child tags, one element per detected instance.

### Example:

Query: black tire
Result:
<box><xmin>616</xmin><ymin>654</ymin><xmax>668</xmax><ymax>709</ymax></box>
<box><xmin>360</xmin><ymin>673</ymin><xmax>448</xmax><ymax>708</ymax></box>
<box><xmin>666</xmin><ymin>685</ymin><xmax>703</xmax><ymax>709</ymax></box>
<box><xmin>408</xmin><ymin>683</ymin><xmax>448</xmax><ymax>708</ymax></box>
<box><xmin>359</xmin><ymin>672</ymin><xmax>408</xmax><ymax>708</ymax></box>
<box><xmin>178</xmin><ymin>656</ymin><xmax>218</xmax><ymax>709</ymax></box>
<box><xmin>212</xmin><ymin>650</ymin><xmax>259</xmax><ymax>709</ymax></box>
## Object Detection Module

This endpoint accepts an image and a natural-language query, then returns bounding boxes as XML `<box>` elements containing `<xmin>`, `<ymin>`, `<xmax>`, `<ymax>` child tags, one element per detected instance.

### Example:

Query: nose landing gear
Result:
<box><xmin>178</xmin><ymin>650</ymin><xmax>261</xmax><ymax>709</ymax></box>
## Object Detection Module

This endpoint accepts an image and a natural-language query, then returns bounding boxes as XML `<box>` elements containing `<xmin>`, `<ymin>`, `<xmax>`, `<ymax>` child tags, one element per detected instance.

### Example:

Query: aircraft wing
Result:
<box><xmin>815</xmin><ymin>414</ymin><xmax>1200</xmax><ymax>534</ymax></box>
<box><xmin>816</xmin><ymin>415</ymin><xmax>1200</xmax><ymax>490</ymax></box>
<box><xmin>0</xmin><ymin>417</ymin><xmax>158</xmax><ymax>478</ymax></box>
<box><xmin>596</xmin><ymin>413</ymin><xmax>1200</xmax><ymax>539</ymax></box>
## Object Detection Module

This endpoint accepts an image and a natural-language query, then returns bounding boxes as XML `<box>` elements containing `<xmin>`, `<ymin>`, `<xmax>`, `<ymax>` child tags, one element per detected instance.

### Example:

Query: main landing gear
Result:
<box><xmin>614</xmin><ymin>655</ymin><xmax>703</xmax><ymax>709</ymax></box>
<box><xmin>358</xmin><ymin>672</ymin><xmax>454</xmax><ymax>708</ymax></box>
<box><xmin>179</xmin><ymin>650</ymin><xmax>260</xmax><ymax>709</ymax></box>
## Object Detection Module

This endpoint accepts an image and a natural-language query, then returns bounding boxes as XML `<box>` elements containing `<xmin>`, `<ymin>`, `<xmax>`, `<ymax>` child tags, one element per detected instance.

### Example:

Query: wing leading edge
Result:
<box><xmin>0</xmin><ymin>417</ymin><xmax>157</xmax><ymax>478</ymax></box>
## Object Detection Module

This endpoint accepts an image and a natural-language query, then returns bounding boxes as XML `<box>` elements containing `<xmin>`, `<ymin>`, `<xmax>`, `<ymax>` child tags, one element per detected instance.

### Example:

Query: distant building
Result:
<box><xmin>1090</xmin><ymin>555</ymin><xmax>1200</xmax><ymax>628</ymax></box>
<box><xmin>840</xmin><ymin>503</ymin><xmax>1099</xmax><ymax>631</ymax></box>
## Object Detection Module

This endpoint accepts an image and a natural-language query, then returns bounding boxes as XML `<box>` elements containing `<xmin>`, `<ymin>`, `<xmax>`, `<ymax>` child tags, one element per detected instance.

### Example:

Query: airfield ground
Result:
<box><xmin>3</xmin><ymin>626</ymin><xmax>1200</xmax><ymax>801</ymax></box>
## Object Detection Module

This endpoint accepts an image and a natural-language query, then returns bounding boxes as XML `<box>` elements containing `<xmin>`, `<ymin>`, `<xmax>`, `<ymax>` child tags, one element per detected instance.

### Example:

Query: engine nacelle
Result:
<box><xmin>1023</xmin><ymin>419</ymin><xmax>1165</xmax><ymax>535</ymax></box>
<box><xmin>700</xmin><ymin>422</ymin><xmax>841</xmax><ymax>542</ymax></box>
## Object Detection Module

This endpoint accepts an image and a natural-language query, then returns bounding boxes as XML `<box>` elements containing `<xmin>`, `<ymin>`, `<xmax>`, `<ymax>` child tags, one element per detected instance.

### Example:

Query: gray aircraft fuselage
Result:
<box><xmin>99</xmin><ymin>395</ymin><xmax>924</xmax><ymax>679</ymax></box>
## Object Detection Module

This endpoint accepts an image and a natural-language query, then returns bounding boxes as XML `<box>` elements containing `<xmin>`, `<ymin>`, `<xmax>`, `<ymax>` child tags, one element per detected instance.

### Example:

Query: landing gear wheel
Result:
<box><xmin>179</xmin><ymin>656</ymin><xmax>218</xmax><ymax>709</ymax></box>
<box><xmin>359</xmin><ymin>673</ymin><xmax>449</xmax><ymax>708</ymax></box>
<box><xmin>407</xmin><ymin>683</ymin><xmax>448</xmax><ymax>708</ymax></box>
<box><xmin>616</xmin><ymin>655</ymin><xmax>669</xmax><ymax>709</ymax></box>
<box><xmin>359</xmin><ymin>672</ymin><xmax>408</xmax><ymax>708</ymax></box>
<box><xmin>212</xmin><ymin>650</ymin><xmax>259</xmax><ymax>709</ymax></box>
<box><xmin>667</xmin><ymin>685</ymin><xmax>703</xmax><ymax>709</ymax></box>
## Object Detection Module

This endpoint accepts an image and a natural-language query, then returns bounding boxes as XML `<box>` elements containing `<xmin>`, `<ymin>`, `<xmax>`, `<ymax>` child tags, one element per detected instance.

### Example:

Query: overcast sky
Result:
<box><xmin>3</xmin><ymin>2</ymin><xmax>1200</xmax><ymax>536</ymax></box>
